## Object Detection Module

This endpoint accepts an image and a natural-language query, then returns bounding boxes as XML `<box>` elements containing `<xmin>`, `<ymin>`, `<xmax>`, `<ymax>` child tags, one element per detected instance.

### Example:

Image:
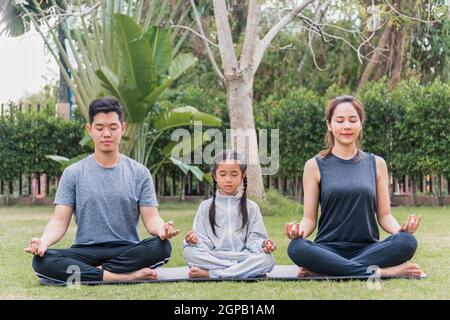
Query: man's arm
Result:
<box><xmin>139</xmin><ymin>206</ymin><xmax>179</xmax><ymax>240</ymax></box>
<box><xmin>25</xmin><ymin>205</ymin><xmax>73</xmax><ymax>256</ymax></box>
<box><xmin>40</xmin><ymin>205</ymin><xmax>73</xmax><ymax>246</ymax></box>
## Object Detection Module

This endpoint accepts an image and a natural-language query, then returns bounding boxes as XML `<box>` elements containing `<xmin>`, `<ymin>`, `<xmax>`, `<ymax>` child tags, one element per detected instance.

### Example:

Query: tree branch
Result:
<box><xmin>169</xmin><ymin>22</ymin><xmax>219</xmax><ymax>48</ymax></box>
<box><xmin>188</xmin><ymin>0</ymin><xmax>224</xmax><ymax>81</ymax></box>
<box><xmin>383</xmin><ymin>0</ymin><xmax>443</xmax><ymax>23</ymax></box>
<box><xmin>240</xmin><ymin>0</ymin><xmax>261</xmax><ymax>70</ymax></box>
<box><xmin>212</xmin><ymin>0</ymin><xmax>239</xmax><ymax>78</ymax></box>
<box><xmin>253</xmin><ymin>0</ymin><xmax>316</xmax><ymax>73</ymax></box>
<box><xmin>305</xmin><ymin>1</ymin><xmax>330</xmax><ymax>71</ymax></box>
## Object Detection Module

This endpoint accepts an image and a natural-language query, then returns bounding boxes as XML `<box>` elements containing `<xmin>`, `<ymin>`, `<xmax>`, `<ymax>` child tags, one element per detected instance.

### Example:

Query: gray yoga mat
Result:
<box><xmin>39</xmin><ymin>265</ymin><xmax>427</xmax><ymax>286</ymax></box>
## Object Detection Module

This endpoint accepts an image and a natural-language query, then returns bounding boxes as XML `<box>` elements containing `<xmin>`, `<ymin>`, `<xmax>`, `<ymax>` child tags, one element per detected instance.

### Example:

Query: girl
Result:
<box><xmin>286</xmin><ymin>96</ymin><xmax>424</xmax><ymax>278</ymax></box>
<box><xmin>183</xmin><ymin>150</ymin><xmax>276</xmax><ymax>279</ymax></box>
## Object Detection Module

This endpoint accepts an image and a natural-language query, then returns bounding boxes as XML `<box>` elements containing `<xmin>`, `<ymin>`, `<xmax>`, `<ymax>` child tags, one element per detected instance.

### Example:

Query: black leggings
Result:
<box><xmin>32</xmin><ymin>237</ymin><xmax>171</xmax><ymax>283</ymax></box>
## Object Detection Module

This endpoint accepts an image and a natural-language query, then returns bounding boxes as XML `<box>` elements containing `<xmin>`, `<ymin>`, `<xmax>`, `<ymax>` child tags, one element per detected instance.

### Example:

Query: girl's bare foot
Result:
<box><xmin>297</xmin><ymin>267</ymin><xmax>323</xmax><ymax>277</ymax></box>
<box><xmin>377</xmin><ymin>262</ymin><xmax>423</xmax><ymax>278</ymax></box>
<box><xmin>188</xmin><ymin>267</ymin><xmax>210</xmax><ymax>278</ymax></box>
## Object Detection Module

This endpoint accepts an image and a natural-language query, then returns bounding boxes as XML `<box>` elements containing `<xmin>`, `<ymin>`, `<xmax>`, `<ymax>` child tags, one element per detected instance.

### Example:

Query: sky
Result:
<box><xmin>0</xmin><ymin>23</ymin><xmax>58</xmax><ymax>104</ymax></box>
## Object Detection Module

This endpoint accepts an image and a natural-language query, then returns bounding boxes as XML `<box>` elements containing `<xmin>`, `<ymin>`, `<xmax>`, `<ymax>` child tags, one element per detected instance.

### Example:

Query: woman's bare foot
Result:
<box><xmin>188</xmin><ymin>267</ymin><xmax>209</xmax><ymax>278</ymax></box>
<box><xmin>377</xmin><ymin>262</ymin><xmax>423</xmax><ymax>278</ymax></box>
<box><xmin>297</xmin><ymin>267</ymin><xmax>323</xmax><ymax>277</ymax></box>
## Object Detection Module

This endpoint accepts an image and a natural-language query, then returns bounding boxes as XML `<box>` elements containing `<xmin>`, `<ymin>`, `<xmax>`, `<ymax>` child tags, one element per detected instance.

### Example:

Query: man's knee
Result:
<box><xmin>153</xmin><ymin>237</ymin><xmax>172</xmax><ymax>260</ymax></box>
<box><xmin>142</xmin><ymin>236</ymin><xmax>172</xmax><ymax>257</ymax></box>
<box><xmin>32</xmin><ymin>250</ymin><xmax>60</xmax><ymax>277</ymax></box>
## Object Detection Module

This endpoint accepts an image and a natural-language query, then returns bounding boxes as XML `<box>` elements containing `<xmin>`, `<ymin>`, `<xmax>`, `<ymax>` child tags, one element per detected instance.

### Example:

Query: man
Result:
<box><xmin>25</xmin><ymin>96</ymin><xmax>179</xmax><ymax>283</ymax></box>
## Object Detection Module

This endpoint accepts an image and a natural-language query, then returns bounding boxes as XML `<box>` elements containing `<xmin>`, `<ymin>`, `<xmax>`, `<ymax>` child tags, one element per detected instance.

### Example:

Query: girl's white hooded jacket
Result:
<box><xmin>183</xmin><ymin>190</ymin><xmax>269</xmax><ymax>253</ymax></box>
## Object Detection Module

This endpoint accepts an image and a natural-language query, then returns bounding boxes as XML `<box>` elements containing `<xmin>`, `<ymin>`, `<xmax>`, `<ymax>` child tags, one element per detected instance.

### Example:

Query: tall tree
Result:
<box><xmin>189</xmin><ymin>0</ymin><xmax>317</xmax><ymax>199</ymax></box>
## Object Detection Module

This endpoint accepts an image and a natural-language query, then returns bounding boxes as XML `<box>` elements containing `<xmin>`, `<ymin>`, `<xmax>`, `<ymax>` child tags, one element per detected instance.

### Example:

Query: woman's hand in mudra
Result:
<box><xmin>399</xmin><ymin>215</ymin><xmax>422</xmax><ymax>234</ymax></box>
<box><xmin>285</xmin><ymin>222</ymin><xmax>304</xmax><ymax>240</ymax></box>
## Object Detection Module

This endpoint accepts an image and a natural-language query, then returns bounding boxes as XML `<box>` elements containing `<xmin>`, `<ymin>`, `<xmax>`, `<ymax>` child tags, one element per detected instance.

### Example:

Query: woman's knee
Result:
<box><xmin>287</xmin><ymin>237</ymin><xmax>308</xmax><ymax>262</ymax></box>
<box><xmin>395</xmin><ymin>232</ymin><xmax>418</xmax><ymax>256</ymax></box>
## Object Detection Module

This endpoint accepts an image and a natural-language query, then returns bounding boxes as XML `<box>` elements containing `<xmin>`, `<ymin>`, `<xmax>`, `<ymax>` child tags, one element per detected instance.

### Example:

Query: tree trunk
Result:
<box><xmin>226</xmin><ymin>78</ymin><xmax>266</xmax><ymax>200</ymax></box>
<box><xmin>358</xmin><ymin>22</ymin><xmax>393</xmax><ymax>89</ymax></box>
<box><xmin>438</xmin><ymin>175</ymin><xmax>444</xmax><ymax>206</ymax></box>
<box><xmin>163</xmin><ymin>174</ymin><xmax>167</xmax><ymax>196</ymax></box>
<box><xmin>188</xmin><ymin>173</ymin><xmax>192</xmax><ymax>195</ymax></box>
<box><xmin>180</xmin><ymin>174</ymin><xmax>185</xmax><ymax>201</ymax></box>
<box><xmin>295</xmin><ymin>175</ymin><xmax>303</xmax><ymax>203</ymax></box>
<box><xmin>172</xmin><ymin>175</ymin><xmax>176</xmax><ymax>196</ymax></box>
<box><xmin>56</xmin><ymin>24</ymin><xmax>71</xmax><ymax>120</ymax></box>
<box><xmin>447</xmin><ymin>178</ymin><xmax>450</xmax><ymax>199</ymax></box>
<box><xmin>31</xmin><ymin>173</ymin><xmax>39</xmax><ymax>205</ymax></box>
<box><xmin>158</xmin><ymin>174</ymin><xmax>163</xmax><ymax>197</ymax></box>
<box><xmin>4</xmin><ymin>181</ymin><xmax>11</xmax><ymax>206</ymax></box>
<box><xmin>412</xmin><ymin>176</ymin><xmax>417</xmax><ymax>205</ymax></box>
<box><xmin>205</xmin><ymin>182</ymin><xmax>210</xmax><ymax>199</ymax></box>
<box><xmin>196</xmin><ymin>180</ymin><xmax>200</xmax><ymax>195</ymax></box>
<box><xmin>277</xmin><ymin>177</ymin><xmax>283</xmax><ymax>193</ymax></box>
<box><xmin>388</xmin><ymin>27</ymin><xmax>407</xmax><ymax>88</ymax></box>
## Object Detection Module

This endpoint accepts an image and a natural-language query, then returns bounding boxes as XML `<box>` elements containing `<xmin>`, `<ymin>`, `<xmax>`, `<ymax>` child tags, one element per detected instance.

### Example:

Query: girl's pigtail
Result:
<box><xmin>209</xmin><ymin>179</ymin><xmax>218</xmax><ymax>237</ymax></box>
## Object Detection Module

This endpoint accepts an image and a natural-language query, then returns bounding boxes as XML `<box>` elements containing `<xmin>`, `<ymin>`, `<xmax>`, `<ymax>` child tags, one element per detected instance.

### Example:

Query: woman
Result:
<box><xmin>286</xmin><ymin>96</ymin><xmax>424</xmax><ymax>278</ymax></box>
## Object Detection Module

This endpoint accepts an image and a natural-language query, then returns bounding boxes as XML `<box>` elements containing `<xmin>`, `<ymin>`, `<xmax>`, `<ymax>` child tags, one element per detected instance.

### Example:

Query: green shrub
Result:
<box><xmin>251</xmin><ymin>189</ymin><xmax>303</xmax><ymax>217</ymax></box>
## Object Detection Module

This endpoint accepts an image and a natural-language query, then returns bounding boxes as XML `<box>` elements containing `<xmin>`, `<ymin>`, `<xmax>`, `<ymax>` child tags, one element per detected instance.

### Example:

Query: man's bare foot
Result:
<box><xmin>131</xmin><ymin>268</ymin><xmax>158</xmax><ymax>281</ymax></box>
<box><xmin>103</xmin><ymin>267</ymin><xmax>158</xmax><ymax>282</ymax></box>
<box><xmin>188</xmin><ymin>267</ymin><xmax>209</xmax><ymax>278</ymax></box>
<box><xmin>377</xmin><ymin>262</ymin><xmax>423</xmax><ymax>278</ymax></box>
<box><xmin>297</xmin><ymin>267</ymin><xmax>323</xmax><ymax>277</ymax></box>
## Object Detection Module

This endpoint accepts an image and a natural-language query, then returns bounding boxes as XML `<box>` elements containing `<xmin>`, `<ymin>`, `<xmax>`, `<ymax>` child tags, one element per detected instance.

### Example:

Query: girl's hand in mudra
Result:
<box><xmin>399</xmin><ymin>215</ymin><xmax>422</xmax><ymax>234</ymax></box>
<box><xmin>184</xmin><ymin>230</ymin><xmax>198</xmax><ymax>245</ymax></box>
<box><xmin>285</xmin><ymin>222</ymin><xmax>304</xmax><ymax>240</ymax></box>
<box><xmin>262</xmin><ymin>239</ymin><xmax>277</xmax><ymax>253</ymax></box>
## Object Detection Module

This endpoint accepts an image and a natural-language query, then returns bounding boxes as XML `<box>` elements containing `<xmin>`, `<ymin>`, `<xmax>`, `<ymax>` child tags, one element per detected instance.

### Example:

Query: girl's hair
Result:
<box><xmin>319</xmin><ymin>95</ymin><xmax>366</xmax><ymax>158</ymax></box>
<box><xmin>209</xmin><ymin>150</ymin><xmax>248</xmax><ymax>237</ymax></box>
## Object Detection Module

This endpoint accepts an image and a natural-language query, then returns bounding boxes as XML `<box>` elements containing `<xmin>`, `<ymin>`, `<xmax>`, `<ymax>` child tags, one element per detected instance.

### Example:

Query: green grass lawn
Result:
<box><xmin>0</xmin><ymin>202</ymin><xmax>448</xmax><ymax>300</ymax></box>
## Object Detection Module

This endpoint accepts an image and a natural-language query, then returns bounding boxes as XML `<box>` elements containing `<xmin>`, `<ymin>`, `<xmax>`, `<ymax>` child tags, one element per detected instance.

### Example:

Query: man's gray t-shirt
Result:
<box><xmin>54</xmin><ymin>154</ymin><xmax>158</xmax><ymax>246</ymax></box>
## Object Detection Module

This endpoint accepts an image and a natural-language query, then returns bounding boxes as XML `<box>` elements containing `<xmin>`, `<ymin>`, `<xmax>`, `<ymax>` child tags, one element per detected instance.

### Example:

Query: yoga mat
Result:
<box><xmin>39</xmin><ymin>265</ymin><xmax>427</xmax><ymax>286</ymax></box>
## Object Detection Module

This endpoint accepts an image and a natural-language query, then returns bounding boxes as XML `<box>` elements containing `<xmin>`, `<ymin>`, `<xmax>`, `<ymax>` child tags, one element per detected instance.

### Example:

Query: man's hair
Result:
<box><xmin>88</xmin><ymin>96</ymin><xmax>124</xmax><ymax>124</ymax></box>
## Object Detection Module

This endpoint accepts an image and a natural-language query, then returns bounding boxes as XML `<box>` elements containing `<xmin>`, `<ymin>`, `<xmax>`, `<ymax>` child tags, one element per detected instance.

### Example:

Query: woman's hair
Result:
<box><xmin>209</xmin><ymin>150</ymin><xmax>248</xmax><ymax>237</ymax></box>
<box><xmin>319</xmin><ymin>95</ymin><xmax>366</xmax><ymax>158</ymax></box>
